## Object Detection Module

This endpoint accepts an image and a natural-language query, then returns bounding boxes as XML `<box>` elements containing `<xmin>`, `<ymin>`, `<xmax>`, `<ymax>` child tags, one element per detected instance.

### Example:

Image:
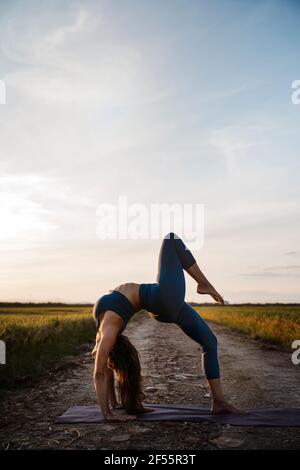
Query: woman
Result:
<box><xmin>92</xmin><ymin>233</ymin><xmax>242</xmax><ymax>421</ymax></box>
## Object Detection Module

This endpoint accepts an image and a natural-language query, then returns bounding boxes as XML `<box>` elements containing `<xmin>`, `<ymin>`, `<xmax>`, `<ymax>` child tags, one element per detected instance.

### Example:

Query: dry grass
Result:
<box><xmin>0</xmin><ymin>304</ymin><xmax>144</xmax><ymax>389</ymax></box>
<box><xmin>0</xmin><ymin>305</ymin><xmax>95</xmax><ymax>388</ymax></box>
<box><xmin>195</xmin><ymin>305</ymin><xmax>300</xmax><ymax>348</ymax></box>
<box><xmin>1</xmin><ymin>303</ymin><xmax>299</xmax><ymax>388</ymax></box>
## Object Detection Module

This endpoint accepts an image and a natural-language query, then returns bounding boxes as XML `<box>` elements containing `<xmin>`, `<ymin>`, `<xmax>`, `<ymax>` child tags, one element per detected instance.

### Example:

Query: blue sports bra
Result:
<box><xmin>93</xmin><ymin>290</ymin><xmax>138</xmax><ymax>331</ymax></box>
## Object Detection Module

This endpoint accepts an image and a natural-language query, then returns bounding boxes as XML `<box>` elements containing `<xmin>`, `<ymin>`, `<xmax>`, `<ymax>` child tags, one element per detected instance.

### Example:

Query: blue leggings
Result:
<box><xmin>146</xmin><ymin>233</ymin><xmax>220</xmax><ymax>380</ymax></box>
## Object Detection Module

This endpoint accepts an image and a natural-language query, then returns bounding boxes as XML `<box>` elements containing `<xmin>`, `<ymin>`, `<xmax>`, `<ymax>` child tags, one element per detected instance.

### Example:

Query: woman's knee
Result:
<box><xmin>201</xmin><ymin>331</ymin><xmax>218</xmax><ymax>353</ymax></box>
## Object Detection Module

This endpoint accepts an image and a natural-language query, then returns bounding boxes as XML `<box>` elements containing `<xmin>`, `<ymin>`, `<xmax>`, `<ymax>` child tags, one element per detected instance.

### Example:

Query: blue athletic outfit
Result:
<box><xmin>93</xmin><ymin>233</ymin><xmax>220</xmax><ymax>379</ymax></box>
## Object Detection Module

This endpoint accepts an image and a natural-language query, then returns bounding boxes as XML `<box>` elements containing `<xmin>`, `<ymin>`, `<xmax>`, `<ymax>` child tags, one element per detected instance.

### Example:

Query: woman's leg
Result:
<box><xmin>156</xmin><ymin>233</ymin><xmax>196</xmax><ymax>319</ymax></box>
<box><xmin>176</xmin><ymin>302</ymin><xmax>220</xmax><ymax>380</ymax></box>
<box><xmin>155</xmin><ymin>234</ymin><xmax>243</xmax><ymax>413</ymax></box>
<box><xmin>176</xmin><ymin>303</ymin><xmax>244</xmax><ymax>414</ymax></box>
<box><xmin>158</xmin><ymin>233</ymin><xmax>224</xmax><ymax>305</ymax></box>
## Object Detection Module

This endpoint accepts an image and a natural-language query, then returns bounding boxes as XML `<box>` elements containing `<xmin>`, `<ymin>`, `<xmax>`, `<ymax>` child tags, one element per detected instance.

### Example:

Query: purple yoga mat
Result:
<box><xmin>55</xmin><ymin>403</ymin><xmax>300</xmax><ymax>427</ymax></box>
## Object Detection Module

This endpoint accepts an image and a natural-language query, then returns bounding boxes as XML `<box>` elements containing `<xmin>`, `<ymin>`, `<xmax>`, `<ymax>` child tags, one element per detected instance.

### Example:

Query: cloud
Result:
<box><xmin>206</xmin><ymin>199</ymin><xmax>300</xmax><ymax>241</ymax></box>
<box><xmin>0</xmin><ymin>188</ymin><xmax>56</xmax><ymax>241</ymax></box>
<box><xmin>240</xmin><ymin>264</ymin><xmax>300</xmax><ymax>278</ymax></box>
<box><xmin>200</xmin><ymin>81</ymin><xmax>261</xmax><ymax>103</ymax></box>
<box><xmin>0</xmin><ymin>173</ymin><xmax>94</xmax><ymax>242</ymax></box>
<box><xmin>261</xmin><ymin>265</ymin><xmax>300</xmax><ymax>271</ymax></box>
<box><xmin>240</xmin><ymin>272</ymin><xmax>300</xmax><ymax>278</ymax></box>
<box><xmin>0</xmin><ymin>4</ymin><xmax>134</xmax><ymax>105</ymax></box>
<box><xmin>0</xmin><ymin>3</ymin><xmax>174</xmax><ymax>108</ymax></box>
<box><xmin>0</xmin><ymin>0</ymin><xmax>299</xmax><ymax>302</ymax></box>
<box><xmin>210</xmin><ymin>125</ymin><xmax>272</xmax><ymax>172</ymax></box>
<box><xmin>0</xmin><ymin>5</ymin><xmax>96</xmax><ymax>66</ymax></box>
<box><xmin>44</xmin><ymin>7</ymin><xmax>90</xmax><ymax>48</ymax></box>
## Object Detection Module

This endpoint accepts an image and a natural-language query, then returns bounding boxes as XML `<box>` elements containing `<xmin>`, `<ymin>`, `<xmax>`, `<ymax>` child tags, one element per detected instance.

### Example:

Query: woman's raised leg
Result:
<box><xmin>157</xmin><ymin>233</ymin><xmax>224</xmax><ymax>305</ymax></box>
<box><xmin>156</xmin><ymin>233</ymin><xmax>196</xmax><ymax>318</ymax></box>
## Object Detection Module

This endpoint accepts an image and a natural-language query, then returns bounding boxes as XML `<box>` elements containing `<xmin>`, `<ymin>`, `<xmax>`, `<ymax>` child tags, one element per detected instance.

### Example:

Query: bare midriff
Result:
<box><xmin>111</xmin><ymin>282</ymin><xmax>142</xmax><ymax>311</ymax></box>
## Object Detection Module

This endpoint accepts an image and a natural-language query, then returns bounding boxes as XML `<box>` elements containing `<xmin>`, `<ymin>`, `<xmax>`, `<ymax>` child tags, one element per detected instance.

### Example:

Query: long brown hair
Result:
<box><xmin>108</xmin><ymin>334</ymin><xmax>148</xmax><ymax>415</ymax></box>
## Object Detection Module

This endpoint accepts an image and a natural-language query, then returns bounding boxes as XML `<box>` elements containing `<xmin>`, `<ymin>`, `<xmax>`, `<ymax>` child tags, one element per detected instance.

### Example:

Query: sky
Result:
<box><xmin>0</xmin><ymin>0</ymin><xmax>300</xmax><ymax>303</ymax></box>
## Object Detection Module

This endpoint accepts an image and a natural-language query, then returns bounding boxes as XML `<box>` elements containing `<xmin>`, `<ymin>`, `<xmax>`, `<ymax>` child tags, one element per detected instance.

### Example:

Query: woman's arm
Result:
<box><xmin>93</xmin><ymin>317</ymin><xmax>137</xmax><ymax>421</ymax></box>
<box><xmin>93</xmin><ymin>330</ymin><xmax>117</xmax><ymax>419</ymax></box>
<box><xmin>107</xmin><ymin>367</ymin><xmax>120</xmax><ymax>408</ymax></box>
<box><xmin>92</xmin><ymin>332</ymin><xmax>120</xmax><ymax>408</ymax></box>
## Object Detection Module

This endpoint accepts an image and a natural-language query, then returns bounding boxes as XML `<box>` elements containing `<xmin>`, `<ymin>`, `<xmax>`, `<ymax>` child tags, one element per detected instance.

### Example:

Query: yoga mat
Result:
<box><xmin>55</xmin><ymin>403</ymin><xmax>300</xmax><ymax>427</ymax></box>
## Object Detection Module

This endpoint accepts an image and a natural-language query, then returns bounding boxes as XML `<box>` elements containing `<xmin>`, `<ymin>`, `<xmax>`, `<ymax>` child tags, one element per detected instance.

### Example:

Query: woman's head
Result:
<box><xmin>108</xmin><ymin>334</ymin><xmax>147</xmax><ymax>415</ymax></box>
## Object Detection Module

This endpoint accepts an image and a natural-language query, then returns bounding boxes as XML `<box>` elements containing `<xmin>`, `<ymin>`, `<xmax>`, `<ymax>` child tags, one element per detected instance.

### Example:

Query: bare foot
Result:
<box><xmin>197</xmin><ymin>284</ymin><xmax>224</xmax><ymax>305</ymax></box>
<box><xmin>211</xmin><ymin>400</ymin><xmax>247</xmax><ymax>415</ymax></box>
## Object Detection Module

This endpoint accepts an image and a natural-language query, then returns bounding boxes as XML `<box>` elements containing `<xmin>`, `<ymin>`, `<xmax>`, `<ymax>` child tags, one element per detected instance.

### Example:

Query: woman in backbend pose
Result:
<box><xmin>92</xmin><ymin>233</ymin><xmax>242</xmax><ymax>421</ymax></box>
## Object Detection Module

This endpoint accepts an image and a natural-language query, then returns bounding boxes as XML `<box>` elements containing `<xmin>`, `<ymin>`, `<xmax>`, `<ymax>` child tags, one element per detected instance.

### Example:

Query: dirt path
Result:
<box><xmin>1</xmin><ymin>312</ymin><xmax>300</xmax><ymax>450</ymax></box>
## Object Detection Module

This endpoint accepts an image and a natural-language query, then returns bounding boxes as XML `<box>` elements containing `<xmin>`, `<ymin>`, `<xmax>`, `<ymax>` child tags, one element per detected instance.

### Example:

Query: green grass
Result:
<box><xmin>0</xmin><ymin>305</ymin><xmax>95</xmax><ymax>388</ymax></box>
<box><xmin>0</xmin><ymin>304</ymin><xmax>145</xmax><ymax>389</ymax></box>
<box><xmin>194</xmin><ymin>305</ymin><xmax>300</xmax><ymax>348</ymax></box>
<box><xmin>1</xmin><ymin>303</ymin><xmax>299</xmax><ymax>389</ymax></box>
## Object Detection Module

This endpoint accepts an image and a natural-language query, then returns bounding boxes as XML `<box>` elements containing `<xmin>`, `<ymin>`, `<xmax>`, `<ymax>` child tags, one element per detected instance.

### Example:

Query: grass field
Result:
<box><xmin>196</xmin><ymin>305</ymin><xmax>300</xmax><ymax>349</ymax></box>
<box><xmin>1</xmin><ymin>303</ymin><xmax>299</xmax><ymax>389</ymax></box>
<box><xmin>0</xmin><ymin>304</ymin><xmax>95</xmax><ymax>388</ymax></box>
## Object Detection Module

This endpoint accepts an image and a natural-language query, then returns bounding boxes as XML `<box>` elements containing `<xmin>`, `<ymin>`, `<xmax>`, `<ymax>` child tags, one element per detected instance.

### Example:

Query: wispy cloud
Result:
<box><xmin>0</xmin><ymin>5</ymin><xmax>96</xmax><ymax>66</ymax></box>
<box><xmin>210</xmin><ymin>125</ymin><xmax>272</xmax><ymax>172</ymax></box>
<box><xmin>200</xmin><ymin>81</ymin><xmax>261</xmax><ymax>103</ymax></box>
<box><xmin>284</xmin><ymin>251</ymin><xmax>298</xmax><ymax>256</ymax></box>
<box><xmin>1</xmin><ymin>3</ymin><xmax>173</xmax><ymax>108</ymax></box>
<box><xmin>261</xmin><ymin>265</ymin><xmax>300</xmax><ymax>271</ymax></box>
<box><xmin>44</xmin><ymin>7</ymin><xmax>91</xmax><ymax>48</ymax></box>
<box><xmin>0</xmin><ymin>0</ymin><xmax>300</xmax><ymax>302</ymax></box>
<box><xmin>0</xmin><ymin>173</ymin><xmax>94</xmax><ymax>242</ymax></box>
<box><xmin>240</xmin><ymin>264</ymin><xmax>300</xmax><ymax>278</ymax></box>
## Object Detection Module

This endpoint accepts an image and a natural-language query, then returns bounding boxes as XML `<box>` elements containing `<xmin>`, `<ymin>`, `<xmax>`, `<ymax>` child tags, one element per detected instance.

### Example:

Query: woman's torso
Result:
<box><xmin>95</xmin><ymin>282</ymin><xmax>174</xmax><ymax>332</ymax></box>
<box><xmin>111</xmin><ymin>282</ymin><xmax>142</xmax><ymax>311</ymax></box>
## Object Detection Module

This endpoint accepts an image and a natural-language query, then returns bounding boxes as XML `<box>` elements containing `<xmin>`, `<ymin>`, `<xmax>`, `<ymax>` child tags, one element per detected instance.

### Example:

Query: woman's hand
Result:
<box><xmin>94</xmin><ymin>326</ymin><xmax>119</xmax><ymax>419</ymax></box>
